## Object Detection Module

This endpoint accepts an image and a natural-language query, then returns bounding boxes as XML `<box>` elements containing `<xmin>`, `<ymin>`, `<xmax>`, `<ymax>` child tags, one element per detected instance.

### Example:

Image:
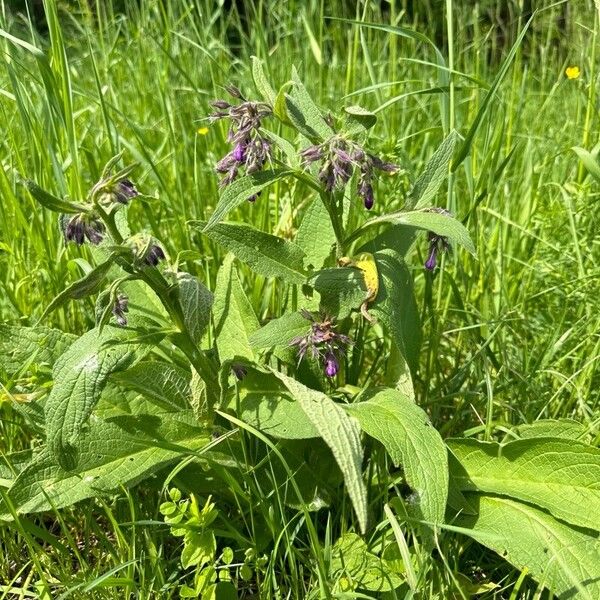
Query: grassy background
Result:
<box><xmin>0</xmin><ymin>0</ymin><xmax>598</xmax><ymax>597</ymax></box>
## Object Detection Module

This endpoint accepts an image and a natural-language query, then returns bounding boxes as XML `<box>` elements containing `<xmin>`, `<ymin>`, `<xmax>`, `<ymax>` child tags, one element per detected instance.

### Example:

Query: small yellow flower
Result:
<box><xmin>565</xmin><ymin>66</ymin><xmax>581</xmax><ymax>80</ymax></box>
<box><xmin>196</xmin><ymin>126</ymin><xmax>209</xmax><ymax>135</ymax></box>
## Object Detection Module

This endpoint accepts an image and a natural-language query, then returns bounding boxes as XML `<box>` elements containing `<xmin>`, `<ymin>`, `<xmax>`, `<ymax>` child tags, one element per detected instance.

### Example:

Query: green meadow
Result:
<box><xmin>0</xmin><ymin>0</ymin><xmax>599</xmax><ymax>598</ymax></box>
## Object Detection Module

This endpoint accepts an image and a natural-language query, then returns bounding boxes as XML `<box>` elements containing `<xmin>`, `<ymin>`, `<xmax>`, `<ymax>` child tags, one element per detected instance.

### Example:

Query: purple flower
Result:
<box><xmin>290</xmin><ymin>310</ymin><xmax>352</xmax><ymax>378</ymax></box>
<box><xmin>145</xmin><ymin>243</ymin><xmax>166</xmax><ymax>266</ymax></box>
<box><xmin>210</xmin><ymin>89</ymin><xmax>273</xmax><ymax>189</ymax></box>
<box><xmin>112</xmin><ymin>294</ymin><xmax>129</xmax><ymax>326</ymax></box>
<box><xmin>300</xmin><ymin>135</ymin><xmax>397</xmax><ymax>210</ymax></box>
<box><xmin>114</xmin><ymin>179</ymin><xmax>138</xmax><ymax>204</ymax></box>
<box><xmin>424</xmin><ymin>208</ymin><xmax>451</xmax><ymax>271</ymax></box>
<box><xmin>63</xmin><ymin>213</ymin><xmax>105</xmax><ymax>246</ymax></box>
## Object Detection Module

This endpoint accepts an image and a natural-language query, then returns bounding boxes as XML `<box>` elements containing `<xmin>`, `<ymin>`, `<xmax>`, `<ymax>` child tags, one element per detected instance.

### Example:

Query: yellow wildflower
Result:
<box><xmin>196</xmin><ymin>126</ymin><xmax>209</xmax><ymax>135</ymax></box>
<box><xmin>565</xmin><ymin>66</ymin><xmax>581</xmax><ymax>80</ymax></box>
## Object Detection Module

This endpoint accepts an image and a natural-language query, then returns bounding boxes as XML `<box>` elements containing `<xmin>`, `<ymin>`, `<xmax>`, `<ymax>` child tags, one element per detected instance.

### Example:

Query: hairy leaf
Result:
<box><xmin>176</xmin><ymin>272</ymin><xmax>213</xmax><ymax>345</ymax></box>
<box><xmin>22</xmin><ymin>179</ymin><xmax>87</xmax><ymax>214</ymax></box>
<box><xmin>310</xmin><ymin>267</ymin><xmax>366</xmax><ymax>319</ymax></box>
<box><xmin>249</xmin><ymin>312</ymin><xmax>311</xmax><ymax>350</ymax></box>
<box><xmin>458</xmin><ymin>495</ymin><xmax>600</xmax><ymax>600</ymax></box>
<box><xmin>295</xmin><ymin>197</ymin><xmax>336</xmax><ymax>270</ymax></box>
<box><xmin>199</xmin><ymin>221</ymin><xmax>307</xmax><ymax>284</ymax></box>
<box><xmin>251</xmin><ymin>55</ymin><xmax>276</xmax><ymax>105</ymax></box>
<box><xmin>270</xmin><ymin>370</ymin><xmax>368</xmax><ymax>533</ymax></box>
<box><xmin>449</xmin><ymin>437</ymin><xmax>600</xmax><ymax>531</ymax></box>
<box><xmin>347</xmin><ymin>388</ymin><xmax>448</xmax><ymax>525</ymax></box>
<box><xmin>213</xmin><ymin>254</ymin><xmax>259</xmax><ymax>363</ymax></box>
<box><xmin>44</xmin><ymin>321</ymin><xmax>153</xmax><ymax>469</ymax></box>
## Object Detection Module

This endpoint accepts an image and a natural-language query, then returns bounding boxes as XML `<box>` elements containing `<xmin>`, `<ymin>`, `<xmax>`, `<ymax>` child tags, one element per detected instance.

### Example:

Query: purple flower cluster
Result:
<box><xmin>300</xmin><ymin>135</ymin><xmax>397</xmax><ymax>209</ymax></box>
<box><xmin>424</xmin><ymin>208</ymin><xmax>451</xmax><ymax>271</ymax></box>
<box><xmin>112</xmin><ymin>293</ymin><xmax>129</xmax><ymax>326</ymax></box>
<box><xmin>210</xmin><ymin>87</ymin><xmax>273</xmax><ymax>192</ymax></box>
<box><xmin>63</xmin><ymin>213</ymin><xmax>105</xmax><ymax>246</ymax></box>
<box><xmin>113</xmin><ymin>179</ymin><xmax>138</xmax><ymax>204</ymax></box>
<box><xmin>290</xmin><ymin>310</ymin><xmax>352</xmax><ymax>378</ymax></box>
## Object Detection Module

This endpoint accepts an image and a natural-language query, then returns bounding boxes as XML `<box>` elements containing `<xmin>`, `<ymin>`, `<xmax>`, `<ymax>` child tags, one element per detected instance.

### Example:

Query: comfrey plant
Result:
<box><xmin>9</xmin><ymin>60</ymin><xmax>594</xmax><ymax>600</ymax></box>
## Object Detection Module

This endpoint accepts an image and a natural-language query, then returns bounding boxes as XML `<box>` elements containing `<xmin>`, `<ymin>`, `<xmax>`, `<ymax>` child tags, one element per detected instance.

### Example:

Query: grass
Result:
<box><xmin>0</xmin><ymin>0</ymin><xmax>599</xmax><ymax>597</ymax></box>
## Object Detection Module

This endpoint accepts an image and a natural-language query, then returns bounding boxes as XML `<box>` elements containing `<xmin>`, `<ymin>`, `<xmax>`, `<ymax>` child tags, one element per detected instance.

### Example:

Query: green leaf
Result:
<box><xmin>182</xmin><ymin>530</ymin><xmax>216</xmax><ymax>569</ymax></box>
<box><xmin>370</xmin><ymin>249</ymin><xmax>421</xmax><ymax>374</ymax></box>
<box><xmin>249</xmin><ymin>312</ymin><xmax>311</xmax><ymax>350</ymax></box>
<box><xmin>457</xmin><ymin>495</ymin><xmax>600</xmax><ymax>600</ymax></box>
<box><xmin>330</xmin><ymin>533</ymin><xmax>404</xmax><ymax>592</ymax></box>
<box><xmin>349</xmin><ymin>209</ymin><xmax>475</xmax><ymax>255</ymax></box>
<box><xmin>203</xmin><ymin>169</ymin><xmax>291</xmax><ymax>231</ymax></box>
<box><xmin>301</xmin><ymin>14</ymin><xmax>322</xmax><ymax>65</ymax></box>
<box><xmin>310</xmin><ymin>267</ymin><xmax>366</xmax><ymax>319</ymax></box>
<box><xmin>198</xmin><ymin>221</ymin><xmax>307</xmax><ymax>284</ymax></box>
<box><xmin>269</xmin><ymin>370</ymin><xmax>368</xmax><ymax>533</ymax></box>
<box><xmin>572</xmin><ymin>146</ymin><xmax>600</xmax><ymax>183</ymax></box>
<box><xmin>213</xmin><ymin>254</ymin><xmax>259</xmax><ymax>363</ymax></box>
<box><xmin>347</xmin><ymin>388</ymin><xmax>448</xmax><ymax>525</ymax></box>
<box><xmin>516</xmin><ymin>419</ymin><xmax>589</xmax><ymax>441</ymax></box>
<box><xmin>0</xmin><ymin>408</ymin><xmax>210</xmax><ymax>518</ymax></box>
<box><xmin>44</xmin><ymin>321</ymin><xmax>153</xmax><ymax>470</ymax></box>
<box><xmin>40</xmin><ymin>258</ymin><xmax>115</xmax><ymax>321</ymax></box>
<box><xmin>409</xmin><ymin>130</ymin><xmax>459</xmax><ymax>209</ymax></box>
<box><xmin>448</xmin><ymin>437</ymin><xmax>600</xmax><ymax>531</ymax></box>
<box><xmin>176</xmin><ymin>272</ymin><xmax>213</xmax><ymax>345</ymax></box>
<box><xmin>250</xmin><ymin>56</ymin><xmax>276</xmax><ymax>105</ymax></box>
<box><xmin>273</xmin><ymin>81</ymin><xmax>294</xmax><ymax>126</ymax></box>
<box><xmin>284</xmin><ymin>66</ymin><xmax>334</xmax><ymax>142</ymax></box>
<box><xmin>0</xmin><ymin>324</ymin><xmax>76</xmax><ymax>375</ymax></box>
<box><xmin>343</xmin><ymin>105</ymin><xmax>377</xmax><ymax>136</ymax></box>
<box><xmin>295</xmin><ymin>197</ymin><xmax>336</xmax><ymax>270</ymax></box>
<box><xmin>221</xmin><ymin>367</ymin><xmax>318</xmax><ymax>439</ymax></box>
<box><xmin>112</xmin><ymin>361</ymin><xmax>191</xmax><ymax>411</ymax></box>
<box><xmin>21</xmin><ymin>179</ymin><xmax>87</xmax><ymax>214</ymax></box>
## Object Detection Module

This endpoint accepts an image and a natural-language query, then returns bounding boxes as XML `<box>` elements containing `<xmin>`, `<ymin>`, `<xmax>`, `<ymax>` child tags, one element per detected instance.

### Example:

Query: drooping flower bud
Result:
<box><xmin>114</xmin><ymin>179</ymin><xmax>138</xmax><ymax>204</ymax></box>
<box><xmin>112</xmin><ymin>293</ymin><xmax>129</xmax><ymax>326</ymax></box>
<box><xmin>63</xmin><ymin>213</ymin><xmax>105</xmax><ymax>246</ymax></box>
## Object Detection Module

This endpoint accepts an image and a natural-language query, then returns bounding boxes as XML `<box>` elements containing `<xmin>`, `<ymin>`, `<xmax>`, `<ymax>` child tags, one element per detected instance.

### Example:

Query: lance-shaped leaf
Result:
<box><xmin>251</xmin><ymin>56</ymin><xmax>277</xmax><ymax>105</ymax></box>
<box><xmin>347</xmin><ymin>388</ymin><xmax>448</xmax><ymax>525</ymax></box>
<box><xmin>409</xmin><ymin>130</ymin><xmax>458</xmax><ymax>209</ymax></box>
<box><xmin>270</xmin><ymin>370</ymin><xmax>368</xmax><ymax>533</ymax></box>
<box><xmin>39</xmin><ymin>258</ymin><xmax>115</xmax><ymax>321</ymax></box>
<box><xmin>457</xmin><ymin>495</ymin><xmax>600</xmax><ymax>599</ymax></box>
<box><xmin>310</xmin><ymin>267</ymin><xmax>367</xmax><ymax>320</ymax></box>
<box><xmin>175</xmin><ymin>272</ymin><xmax>213</xmax><ymax>345</ymax></box>
<box><xmin>348</xmin><ymin>210</ymin><xmax>475</xmax><ymax>255</ymax></box>
<box><xmin>212</xmin><ymin>254</ymin><xmax>259</xmax><ymax>363</ymax></box>
<box><xmin>44</xmin><ymin>320</ymin><xmax>154</xmax><ymax>470</ymax></box>
<box><xmin>0</xmin><ymin>324</ymin><xmax>76</xmax><ymax>375</ymax></box>
<box><xmin>112</xmin><ymin>361</ymin><xmax>192</xmax><ymax>411</ymax></box>
<box><xmin>249</xmin><ymin>312</ymin><xmax>311</xmax><ymax>350</ymax></box>
<box><xmin>221</xmin><ymin>367</ymin><xmax>318</xmax><ymax>439</ymax></box>
<box><xmin>343</xmin><ymin>105</ymin><xmax>377</xmax><ymax>136</ymax></box>
<box><xmin>198</xmin><ymin>221</ymin><xmax>307</xmax><ymax>284</ymax></box>
<box><xmin>203</xmin><ymin>169</ymin><xmax>292</xmax><ymax>230</ymax></box>
<box><xmin>21</xmin><ymin>179</ymin><xmax>87</xmax><ymax>214</ymax></box>
<box><xmin>370</xmin><ymin>249</ymin><xmax>421</xmax><ymax>374</ymax></box>
<box><xmin>295</xmin><ymin>197</ymin><xmax>336</xmax><ymax>270</ymax></box>
<box><xmin>284</xmin><ymin>66</ymin><xmax>334</xmax><ymax>142</ymax></box>
<box><xmin>0</xmin><ymin>408</ymin><xmax>210</xmax><ymax>518</ymax></box>
<box><xmin>448</xmin><ymin>437</ymin><xmax>600</xmax><ymax>531</ymax></box>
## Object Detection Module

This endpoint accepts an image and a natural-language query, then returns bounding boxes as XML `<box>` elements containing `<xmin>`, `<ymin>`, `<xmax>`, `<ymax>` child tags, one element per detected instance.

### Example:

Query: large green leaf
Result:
<box><xmin>44</xmin><ymin>321</ymin><xmax>153</xmax><ymax>470</ymax></box>
<box><xmin>175</xmin><ymin>272</ymin><xmax>213</xmax><ymax>346</ymax></box>
<box><xmin>310</xmin><ymin>267</ymin><xmax>366</xmax><ymax>319</ymax></box>
<box><xmin>516</xmin><ymin>419</ymin><xmax>589</xmax><ymax>441</ymax></box>
<box><xmin>198</xmin><ymin>221</ymin><xmax>307</xmax><ymax>284</ymax></box>
<box><xmin>449</xmin><ymin>437</ymin><xmax>600</xmax><ymax>531</ymax></box>
<box><xmin>458</xmin><ymin>495</ymin><xmax>600</xmax><ymax>600</ymax></box>
<box><xmin>284</xmin><ymin>66</ymin><xmax>334</xmax><ymax>142</ymax></box>
<box><xmin>203</xmin><ymin>169</ymin><xmax>291</xmax><ymax>230</ymax></box>
<box><xmin>112</xmin><ymin>361</ymin><xmax>191</xmax><ymax>411</ymax></box>
<box><xmin>409</xmin><ymin>130</ymin><xmax>458</xmax><ymax>209</ymax></box>
<box><xmin>40</xmin><ymin>258</ymin><xmax>114</xmax><ymax>320</ymax></box>
<box><xmin>270</xmin><ymin>370</ymin><xmax>368</xmax><ymax>533</ymax></box>
<box><xmin>330</xmin><ymin>533</ymin><xmax>404</xmax><ymax>592</ymax></box>
<box><xmin>349</xmin><ymin>210</ymin><xmax>475</xmax><ymax>255</ymax></box>
<box><xmin>347</xmin><ymin>388</ymin><xmax>448</xmax><ymax>525</ymax></box>
<box><xmin>250</xmin><ymin>55</ymin><xmax>276</xmax><ymax>105</ymax></box>
<box><xmin>370</xmin><ymin>249</ymin><xmax>421</xmax><ymax>374</ymax></box>
<box><xmin>295</xmin><ymin>197</ymin><xmax>336</xmax><ymax>270</ymax></box>
<box><xmin>0</xmin><ymin>408</ymin><xmax>210</xmax><ymax>518</ymax></box>
<box><xmin>249</xmin><ymin>312</ymin><xmax>311</xmax><ymax>350</ymax></box>
<box><xmin>212</xmin><ymin>254</ymin><xmax>259</xmax><ymax>363</ymax></box>
<box><xmin>0</xmin><ymin>324</ymin><xmax>76</xmax><ymax>375</ymax></box>
<box><xmin>221</xmin><ymin>367</ymin><xmax>318</xmax><ymax>439</ymax></box>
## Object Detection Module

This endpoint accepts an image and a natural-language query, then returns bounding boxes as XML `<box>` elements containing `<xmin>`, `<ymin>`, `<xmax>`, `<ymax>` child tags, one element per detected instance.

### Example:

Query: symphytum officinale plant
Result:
<box><xmin>3</xmin><ymin>58</ymin><xmax>600</xmax><ymax>598</ymax></box>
